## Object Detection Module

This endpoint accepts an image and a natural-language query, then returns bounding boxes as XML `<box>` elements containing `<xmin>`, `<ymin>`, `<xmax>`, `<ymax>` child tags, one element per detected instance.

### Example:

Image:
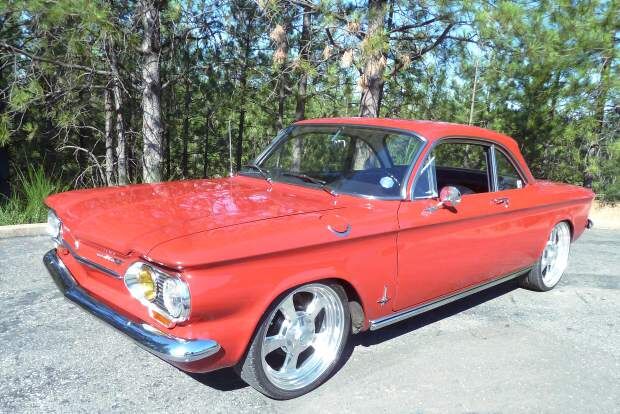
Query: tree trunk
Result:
<box><xmin>103</xmin><ymin>88</ymin><xmax>115</xmax><ymax>186</ymax></box>
<box><xmin>164</xmin><ymin>120</ymin><xmax>171</xmax><ymax>178</ymax></box>
<box><xmin>106</xmin><ymin>37</ymin><xmax>128</xmax><ymax>185</ymax></box>
<box><xmin>236</xmin><ymin>26</ymin><xmax>252</xmax><ymax>171</ymax></box>
<box><xmin>0</xmin><ymin>147</ymin><xmax>9</xmax><ymax>201</ymax></box>
<box><xmin>359</xmin><ymin>0</ymin><xmax>387</xmax><ymax>118</ymax></box>
<box><xmin>140</xmin><ymin>0</ymin><xmax>164</xmax><ymax>183</ymax></box>
<box><xmin>0</xmin><ymin>66</ymin><xmax>9</xmax><ymax>200</ymax></box>
<box><xmin>294</xmin><ymin>6</ymin><xmax>311</xmax><ymax>122</ymax></box>
<box><xmin>468</xmin><ymin>57</ymin><xmax>480</xmax><ymax>126</ymax></box>
<box><xmin>181</xmin><ymin>72</ymin><xmax>191</xmax><ymax>177</ymax></box>
<box><xmin>584</xmin><ymin>25</ymin><xmax>616</xmax><ymax>188</ymax></box>
<box><xmin>291</xmin><ymin>6</ymin><xmax>312</xmax><ymax>171</ymax></box>
<box><xmin>203</xmin><ymin>109</ymin><xmax>213</xmax><ymax>178</ymax></box>
<box><xmin>274</xmin><ymin>24</ymin><xmax>288</xmax><ymax>131</ymax></box>
<box><xmin>236</xmin><ymin>109</ymin><xmax>246</xmax><ymax>171</ymax></box>
<box><xmin>276</xmin><ymin>74</ymin><xmax>286</xmax><ymax>131</ymax></box>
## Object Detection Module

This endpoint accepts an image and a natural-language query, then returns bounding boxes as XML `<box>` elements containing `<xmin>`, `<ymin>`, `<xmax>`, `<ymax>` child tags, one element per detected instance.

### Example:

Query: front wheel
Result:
<box><xmin>520</xmin><ymin>221</ymin><xmax>571</xmax><ymax>291</ymax></box>
<box><xmin>239</xmin><ymin>282</ymin><xmax>351</xmax><ymax>399</ymax></box>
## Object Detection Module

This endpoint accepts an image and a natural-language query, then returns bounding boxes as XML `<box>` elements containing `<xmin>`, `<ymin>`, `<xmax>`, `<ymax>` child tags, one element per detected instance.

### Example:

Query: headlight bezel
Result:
<box><xmin>124</xmin><ymin>262</ymin><xmax>191</xmax><ymax>326</ymax></box>
<box><xmin>47</xmin><ymin>209</ymin><xmax>62</xmax><ymax>240</ymax></box>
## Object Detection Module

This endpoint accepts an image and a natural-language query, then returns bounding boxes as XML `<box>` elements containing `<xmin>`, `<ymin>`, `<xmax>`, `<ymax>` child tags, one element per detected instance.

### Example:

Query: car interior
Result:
<box><xmin>435</xmin><ymin>166</ymin><xmax>489</xmax><ymax>194</ymax></box>
<box><xmin>258</xmin><ymin>126</ymin><xmax>522</xmax><ymax>199</ymax></box>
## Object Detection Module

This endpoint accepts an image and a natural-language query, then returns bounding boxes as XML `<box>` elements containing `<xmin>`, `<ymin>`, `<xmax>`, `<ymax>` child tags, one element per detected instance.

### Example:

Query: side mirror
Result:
<box><xmin>422</xmin><ymin>186</ymin><xmax>462</xmax><ymax>216</ymax></box>
<box><xmin>439</xmin><ymin>186</ymin><xmax>462</xmax><ymax>208</ymax></box>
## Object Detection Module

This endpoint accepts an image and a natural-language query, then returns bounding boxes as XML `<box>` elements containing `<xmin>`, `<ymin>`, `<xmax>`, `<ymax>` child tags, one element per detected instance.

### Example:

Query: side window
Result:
<box><xmin>414</xmin><ymin>142</ymin><xmax>492</xmax><ymax>198</ymax></box>
<box><xmin>413</xmin><ymin>155</ymin><xmax>437</xmax><ymax>198</ymax></box>
<box><xmin>434</xmin><ymin>143</ymin><xmax>488</xmax><ymax>172</ymax></box>
<box><xmin>433</xmin><ymin>142</ymin><xmax>490</xmax><ymax>194</ymax></box>
<box><xmin>495</xmin><ymin>150</ymin><xmax>524</xmax><ymax>190</ymax></box>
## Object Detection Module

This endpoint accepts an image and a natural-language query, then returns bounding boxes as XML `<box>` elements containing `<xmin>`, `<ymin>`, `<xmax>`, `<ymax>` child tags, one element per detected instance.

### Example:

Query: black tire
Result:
<box><xmin>520</xmin><ymin>257</ymin><xmax>554</xmax><ymax>292</ymax></box>
<box><xmin>238</xmin><ymin>282</ymin><xmax>351</xmax><ymax>399</ymax></box>
<box><xmin>520</xmin><ymin>221</ymin><xmax>571</xmax><ymax>292</ymax></box>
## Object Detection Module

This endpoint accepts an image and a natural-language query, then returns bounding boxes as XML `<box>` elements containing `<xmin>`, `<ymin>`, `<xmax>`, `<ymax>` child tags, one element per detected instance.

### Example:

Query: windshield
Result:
<box><xmin>242</xmin><ymin>125</ymin><xmax>424</xmax><ymax>198</ymax></box>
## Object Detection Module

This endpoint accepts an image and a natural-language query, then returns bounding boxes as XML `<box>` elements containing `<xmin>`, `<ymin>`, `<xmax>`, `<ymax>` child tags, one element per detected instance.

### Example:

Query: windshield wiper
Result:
<box><xmin>281</xmin><ymin>172</ymin><xmax>337</xmax><ymax>196</ymax></box>
<box><xmin>242</xmin><ymin>164</ymin><xmax>272</xmax><ymax>182</ymax></box>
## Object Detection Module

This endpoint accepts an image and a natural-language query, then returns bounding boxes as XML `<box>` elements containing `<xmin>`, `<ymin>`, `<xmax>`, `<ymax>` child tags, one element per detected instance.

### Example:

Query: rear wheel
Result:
<box><xmin>239</xmin><ymin>282</ymin><xmax>350</xmax><ymax>399</ymax></box>
<box><xmin>520</xmin><ymin>221</ymin><xmax>571</xmax><ymax>291</ymax></box>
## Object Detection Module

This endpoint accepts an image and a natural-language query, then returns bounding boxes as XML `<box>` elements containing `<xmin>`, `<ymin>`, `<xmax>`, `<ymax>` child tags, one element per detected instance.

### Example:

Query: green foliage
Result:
<box><xmin>9</xmin><ymin>80</ymin><xmax>43</xmax><ymax>112</ymax></box>
<box><xmin>0</xmin><ymin>0</ymin><xmax>617</xmax><ymax>230</ymax></box>
<box><xmin>0</xmin><ymin>115</ymin><xmax>10</xmax><ymax>146</ymax></box>
<box><xmin>0</xmin><ymin>166</ymin><xmax>65</xmax><ymax>225</ymax></box>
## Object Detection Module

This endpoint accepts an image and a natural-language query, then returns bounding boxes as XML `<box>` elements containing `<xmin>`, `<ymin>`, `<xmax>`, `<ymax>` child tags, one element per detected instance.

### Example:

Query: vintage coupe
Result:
<box><xmin>44</xmin><ymin>118</ymin><xmax>594</xmax><ymax>399</ymax></box>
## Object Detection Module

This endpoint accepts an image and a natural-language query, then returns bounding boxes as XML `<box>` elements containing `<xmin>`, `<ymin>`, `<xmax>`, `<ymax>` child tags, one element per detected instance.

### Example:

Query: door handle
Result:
<box><xmin>492</xmin><ymin>197</ymin><xmax>510</xmax><ymax>208</ymax></box>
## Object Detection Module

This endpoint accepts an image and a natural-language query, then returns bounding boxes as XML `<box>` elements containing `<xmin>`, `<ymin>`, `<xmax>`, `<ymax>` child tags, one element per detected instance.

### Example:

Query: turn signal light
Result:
<box><xmin>150</xmin><ymin>309</ymin><xmax>173</xmax><ymax>327</ymax></box>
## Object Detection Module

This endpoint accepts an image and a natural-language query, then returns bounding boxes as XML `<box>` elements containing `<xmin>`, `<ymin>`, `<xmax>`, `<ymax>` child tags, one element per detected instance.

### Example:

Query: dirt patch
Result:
<box><xmin>590</xmin><ymin>201</ymin><xmax>620</xmax><ymax>229</ymax></box>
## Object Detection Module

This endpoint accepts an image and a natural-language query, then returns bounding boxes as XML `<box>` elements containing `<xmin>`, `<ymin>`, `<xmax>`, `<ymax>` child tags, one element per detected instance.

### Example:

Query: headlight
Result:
<box><xmin>162</xmin><ymin>278</ymin><xmax>190</xmax><ymax>319</ymax></box>
<box><xmin>125</xmin><ymin>264</ymin><xmax>157</xmax><ymax>302</ymax></box>
<box><xmin>47</xmin><ymin>210</ymin><xmax>62</xmax><ymax>239</ymax></box>
<box><xmin>124</xmin><ymin>262</ymin><xmax>190</xmax><ymax>325</ymax></box>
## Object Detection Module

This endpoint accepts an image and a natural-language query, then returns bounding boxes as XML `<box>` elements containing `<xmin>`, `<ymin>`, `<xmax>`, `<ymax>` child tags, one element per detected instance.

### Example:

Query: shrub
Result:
<box><xmin>0</xmin><ymin>166</ymin><xmax>65</xmax><ymax>225</ymax></box>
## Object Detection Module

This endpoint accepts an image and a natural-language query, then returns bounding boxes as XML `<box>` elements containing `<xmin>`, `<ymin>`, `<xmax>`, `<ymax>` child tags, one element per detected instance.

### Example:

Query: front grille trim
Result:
<box><xmin>61</xmin><ymin>240</ymin><xmax>122</xmax><ymax>279</ymax></box>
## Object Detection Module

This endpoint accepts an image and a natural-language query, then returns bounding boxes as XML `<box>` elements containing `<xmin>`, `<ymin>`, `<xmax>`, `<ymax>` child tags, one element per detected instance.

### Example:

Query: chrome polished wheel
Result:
<box><xmin>260</xmin><ymin>284</ymin><xmax>346</xmax><ymax>391</ymax></box>
<box><xmin>540</xmin><ymin>222</ymin><xmax>571</xmax><ymax>287</ymax></box>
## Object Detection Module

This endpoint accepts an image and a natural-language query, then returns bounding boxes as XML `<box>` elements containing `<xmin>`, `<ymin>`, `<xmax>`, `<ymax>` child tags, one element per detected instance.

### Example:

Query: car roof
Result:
<box><xmin>295</xmin><ymin>117</ymin><xmax>534</xmax><ymax>183</ymax></box>
<box><xmin>294</xmin><ymin>117</ymin><xmax>519</xmax><ymax>148</ymax></box>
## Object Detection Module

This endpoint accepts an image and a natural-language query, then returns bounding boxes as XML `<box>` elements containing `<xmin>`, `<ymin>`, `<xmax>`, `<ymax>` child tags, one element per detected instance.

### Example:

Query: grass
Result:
<box><xmin>0</xmin><ymin>166</ymin><xmax>65</xmax><ymax>226</ymax></box>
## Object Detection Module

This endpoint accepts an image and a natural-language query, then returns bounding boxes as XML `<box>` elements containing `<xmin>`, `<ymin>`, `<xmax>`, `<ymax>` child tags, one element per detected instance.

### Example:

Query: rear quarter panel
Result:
<box><xmin>527</xmin><ymin>181</ymin><xmax>594</xmax><ymax>243</ymax></box>
<box><xmin>494</xmin><ymin>180</ymin><xmax>594</xmax><ymax>276</ymax></box>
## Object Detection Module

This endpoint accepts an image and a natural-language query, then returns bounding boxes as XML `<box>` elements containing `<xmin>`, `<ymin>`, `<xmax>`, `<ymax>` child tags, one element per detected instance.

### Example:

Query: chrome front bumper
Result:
<box><xmin>43</xmin><ymin>249</ymin><xmax>220</xmax><ymax>363</ymax></box>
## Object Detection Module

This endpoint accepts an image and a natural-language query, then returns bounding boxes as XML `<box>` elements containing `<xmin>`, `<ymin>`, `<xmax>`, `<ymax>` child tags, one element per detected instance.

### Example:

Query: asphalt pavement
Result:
<box><xmin>1</xmin><ymin>230</ymin><xmax>618</xmax><ymax>413</ymax></box>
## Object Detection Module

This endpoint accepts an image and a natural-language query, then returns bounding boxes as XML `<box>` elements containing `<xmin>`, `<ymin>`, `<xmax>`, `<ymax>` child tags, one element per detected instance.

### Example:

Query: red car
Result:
<box><xmin>44</xmin><ymin>118</ymin><xmax>594</xmax><ymax>399</ymax></box>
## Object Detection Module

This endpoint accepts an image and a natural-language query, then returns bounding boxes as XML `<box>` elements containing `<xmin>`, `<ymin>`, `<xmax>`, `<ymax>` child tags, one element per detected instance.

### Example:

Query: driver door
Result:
<box><xmin>394</xmin><ymin>140</ymin><xmax>504</xmax><ymax>310</ymax></box>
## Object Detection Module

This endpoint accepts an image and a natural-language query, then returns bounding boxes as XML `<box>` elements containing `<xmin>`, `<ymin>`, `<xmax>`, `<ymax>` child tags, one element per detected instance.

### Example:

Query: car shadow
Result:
<box><xmin>352</xmin><ymin>278</ymin><xmax>520</xmax><ymax>349</ymax></box>
<box><xmin>189</xmin><ymin>278</ymin><xmax>520</xmax><ymax>393</ymax></box>
<box><xmin>188</xmin><ymin>367</ymin><xmax>248</xmax><ymax>391</ymax></box>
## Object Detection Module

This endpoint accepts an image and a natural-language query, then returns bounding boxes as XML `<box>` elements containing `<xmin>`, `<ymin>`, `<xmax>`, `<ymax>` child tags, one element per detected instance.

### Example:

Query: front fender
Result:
<box><xmin>155</xmin><ymin>200</ymin><xmax>401</xmax><ymax>373</ymax></box>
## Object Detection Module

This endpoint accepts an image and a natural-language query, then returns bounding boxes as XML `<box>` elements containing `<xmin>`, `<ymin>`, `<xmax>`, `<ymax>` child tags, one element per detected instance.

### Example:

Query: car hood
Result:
<box><xmin>46</xmin><ymin>176</ymin><xmax>339</xmax><ymax>255</ymax></box>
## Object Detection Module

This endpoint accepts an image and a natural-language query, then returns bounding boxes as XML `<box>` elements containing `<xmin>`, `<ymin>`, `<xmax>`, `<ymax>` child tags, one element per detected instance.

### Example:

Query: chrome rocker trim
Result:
<box><xmin>369</xmin><ymin>266</ymin><xmax>532</xmax><ymax>331</ymax></box>
<box><xmin>43</xmin><ymin>249</ymin><xmax>220</xmax><ymax>363</ymax></box>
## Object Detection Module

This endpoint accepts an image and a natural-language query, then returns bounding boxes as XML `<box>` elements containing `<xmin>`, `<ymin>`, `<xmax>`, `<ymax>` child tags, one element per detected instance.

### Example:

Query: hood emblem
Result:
<box><xmin>96</xmin><ymin>252</ymin><xmax>123</xmax><ymax>265</ymax></box>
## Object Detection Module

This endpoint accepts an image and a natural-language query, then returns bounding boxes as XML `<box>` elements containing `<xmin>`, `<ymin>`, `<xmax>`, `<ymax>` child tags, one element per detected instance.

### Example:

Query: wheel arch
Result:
<box><xmin>534</xmin><ymin>217</ymin><xmax>575</xmax><ymax>262</ymax></box>
<box><xmin>236</xmin><ymin>276</ymin><xmax>367</xmax><ymax>370</ymax></box>
<box><xmin>267</xmin><ymin>275</ymin><xmax>369</xmax><ymax>332</ymax></box>
<box><xmin>554</xmin><ymin>217</ymin><xmax>575</xmax><ymax>241</ymax></box>
<box><xmin>563</xmin><ymin>218</ymin><xmax>575</xmax><ymax>240</ymax></box>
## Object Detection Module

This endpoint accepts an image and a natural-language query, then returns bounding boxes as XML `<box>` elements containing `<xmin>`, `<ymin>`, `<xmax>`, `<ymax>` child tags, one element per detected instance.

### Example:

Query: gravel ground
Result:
<box><xmin>1</xmin><ymin>230</ymin><xmax>618</xmax><ymax>413</ymax></box>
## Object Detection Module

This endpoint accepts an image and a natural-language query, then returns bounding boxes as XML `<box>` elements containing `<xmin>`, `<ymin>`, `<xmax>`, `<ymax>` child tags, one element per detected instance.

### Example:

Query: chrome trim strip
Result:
<box><xmin>369</xmin><ymin>266</ymin><xmax>532</xmax><ymax>331</ymax></box>
<box><xmin>253</xmin><ymin>126</ymin><xmax>294</xmax><ymax>165</ymax></box>
<box><xmin>489</xmin><ymin>144</ymin><xmax>499</xmax><ymax>192</ymax></box>
<box><xmin>61</xmin><ymin>240</ymin><xmax>122</xmax><ymax>279</ymax></box>
<box><xmin>493</xmin><ymin>145</ymin><xmax>528</xmax><ymax>186</ymax></box>
<box><xmin>43</xmin><ymin>250</ymin><xmax>220</xmax><ymax>363</ymax></box>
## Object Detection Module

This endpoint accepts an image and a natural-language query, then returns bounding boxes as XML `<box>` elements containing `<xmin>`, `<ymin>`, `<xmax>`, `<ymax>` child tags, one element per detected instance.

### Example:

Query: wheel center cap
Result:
<box><xmin>286</xmin><ymin>314</ymin><xmax>314</xmax><ymax>349</ymax></box>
